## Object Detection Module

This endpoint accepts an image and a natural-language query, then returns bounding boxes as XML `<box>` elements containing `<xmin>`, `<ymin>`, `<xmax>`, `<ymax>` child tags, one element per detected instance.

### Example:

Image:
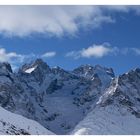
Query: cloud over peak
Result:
<box><xmin>0</xmin><ymin>47</ymin><xmax>56</xmax><ymax>70</ymax></box>
<box><xmin>41</xmin><ymin>52</ymin><xmax>56</xmax><ymax>58</ymax></box>
<box><xmin>0</xmin><ymin>48</ymin><xmax>24</xmax><ymax>62</ymax></box>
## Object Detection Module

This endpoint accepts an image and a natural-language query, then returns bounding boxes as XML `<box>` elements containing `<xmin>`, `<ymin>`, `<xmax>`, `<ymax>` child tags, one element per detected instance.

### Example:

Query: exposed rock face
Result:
<box><xmin>73</xmin><ymin>64</ymin><xmax>115</xmax><ymax>90</ymax></box>
<box><xmin>98</xmin><ymin>68</ymin><xmax>140</xmax><ymax>117</ymax></box>
<box><xmin>98</xmin><ymin>68</ymin><xmax>140</xmax><ymax>102</ymax></box>
<box><xmin>71</xmin><ymin>68</ymin><xmax>140</xmax><ymax>135</ymax></box>
<box><xmin>0</xmin><ymin>59</ymin><xmax>140</xmax><ymax>135</ymax></box>
<box><xmin>0</xmin><ymin>60</ymin><xmax>114</xmax><ymax>134</ymax></box>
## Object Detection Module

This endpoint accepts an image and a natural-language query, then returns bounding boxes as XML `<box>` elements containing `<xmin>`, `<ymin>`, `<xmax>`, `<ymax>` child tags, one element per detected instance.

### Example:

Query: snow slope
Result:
<box><xmin>71</xmin><ymin>68</ymin><xmax>140</xmax><ymax>135</ymax></box>
<box><xmin>1</xmin><ymin>59</ymin><xmax>140</xmax><ymax>135</ymax></box>
<box><xmin>7</xmin><ymin>59</ymin><xmax>113</xmax><ymax>134</ymax></box>
<box><xmin>25</xmin><ymin>67</ymin><xmax>37</xmax><ymax>73</ymax></box>
<box><xmin>0</xmin><ymin>106</ymin><xmax>54</xmax><ymax>135</ymax></box>
<box><xmin>71</xmin><ymin>105</ymin><xmax>140</xmax><ymax>135</ymax></box>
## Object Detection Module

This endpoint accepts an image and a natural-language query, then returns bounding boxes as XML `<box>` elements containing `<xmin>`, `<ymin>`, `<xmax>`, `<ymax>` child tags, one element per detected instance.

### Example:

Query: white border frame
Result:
<box><xmin>0</xmin><ymin>0</ymin><xmax>139</xmax><ymax>5</ymax></box>
<box><xmin>0</xmin><ymin>1</ymin><xmax>139</xmax><ymax>140</ymax></box>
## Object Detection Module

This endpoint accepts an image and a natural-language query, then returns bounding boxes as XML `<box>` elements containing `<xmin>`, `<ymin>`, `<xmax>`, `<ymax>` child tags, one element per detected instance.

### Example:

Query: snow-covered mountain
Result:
<box><xmin>71</xmin><ymin>68</ymin><xmax>140</xmax><ymax>135</ymax></box>
<box><xmin>0</xmin><ymin>59</ymin><xmax>114</xmax><ymax>134</ymax></box>
<box><xmin>0</xmin><ymin>59</ymin><xmax>140</xmax><ymax>135</ymax></box>
<box><xmin>0</xmin><ymin>106</ymin><xmax>53</xmax><ymax>135</ymax></box>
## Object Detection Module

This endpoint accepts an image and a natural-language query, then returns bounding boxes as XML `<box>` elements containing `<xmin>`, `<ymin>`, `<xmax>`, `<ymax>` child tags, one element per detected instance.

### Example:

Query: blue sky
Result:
<box><xmin>0</xmin><ymin>6</ymin><xmax>140</xmax><ymax>75</ymax></box>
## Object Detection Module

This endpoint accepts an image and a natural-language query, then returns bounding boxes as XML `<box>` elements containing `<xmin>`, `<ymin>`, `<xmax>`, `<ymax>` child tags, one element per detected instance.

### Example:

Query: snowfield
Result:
<box><xmin>71</xmin><ymin>105</ymin><xmax>140</xmax><ymax>135</ymax></box>
<box><xmin>0</xmin><ymin>106</ymin><xmax>54</xmax><ymax>135</ymax></box>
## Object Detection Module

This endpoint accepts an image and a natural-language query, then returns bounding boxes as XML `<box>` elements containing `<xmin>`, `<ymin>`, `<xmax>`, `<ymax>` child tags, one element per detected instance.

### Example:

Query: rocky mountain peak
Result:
<box><xmin>73</xmin><ymin>64</ymin><xmax>114</xmax><ymax>78</ymax></box>
<box><xmin>117</xmin><ymin>67</ymin><xmax>140</xmax><ymax>85</ymax></box>
<box><xmin>20</xmin><ymin>59</ymin><xmax>50</xmax><ymax>74</ymax></box>
<box><xmin>72</xmin><ymin>64</ymin><xmax>94</xmax><ymax>75</ymax></box>
<box><xmin>97</xmin><ymin>67</ymin><xmax>140</xmax><ymax>110</ymax></box>
<box><xmin>32</xmin><ymin>58</ymin><xmax>48</xmax><ymax>68</ymax></box>
<box><xmin>0</xmin><ymin>59</ymin><xmax>140</xmax><ymax>135</ymax></box>
<box><xmin>0</xmin><ymin>62</ymin><xmax>12</xmax><ymax>73</ymax></box>
<box><xmin>52</xmin><ymin>66</ymin><xmax>65</xmax><ymax>73</ymax></box>
<box><xmin>72</xmin><ymin>64</ymin><xmax>115</xmax><ymax>89</ymax></box>
<box><xmin>94</xmin><ymin>65</ymin><xmax>115</xmax><ymax>77</ymax></box>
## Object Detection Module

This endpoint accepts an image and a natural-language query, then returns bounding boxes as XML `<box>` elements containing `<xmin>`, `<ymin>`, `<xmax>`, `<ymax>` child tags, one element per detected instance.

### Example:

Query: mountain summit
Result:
<box><xmin>0</xmin><ymin>59</ymin><xmax>139</xmax><ymax>135</ymax></box>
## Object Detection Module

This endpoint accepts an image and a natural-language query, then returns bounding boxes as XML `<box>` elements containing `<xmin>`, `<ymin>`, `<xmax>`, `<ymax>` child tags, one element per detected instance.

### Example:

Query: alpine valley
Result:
<box><xmin>0</xmin><ymin>59</ymin><xmax>140</xmax><ymax>135</ymax></box>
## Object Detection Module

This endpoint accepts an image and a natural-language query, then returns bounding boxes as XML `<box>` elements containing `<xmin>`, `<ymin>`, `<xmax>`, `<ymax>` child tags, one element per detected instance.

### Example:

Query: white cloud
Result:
<box><xmin>66</xmin><ymin>43</ymin><xmax>115</xmax><ymax>59</ymax></box>
<box><xmin>0</xmin><ymin>48</ymin><xmax>24</xmax><ymax>62</ymax></box>
<box><xmin>66</xmin><ymin>43</ymin><xmax>140</xmax><ymax>59</ymax></box>
<box><xmin>41</xmin><ymin>52</ymin><xmax>56</xmax><ymax>58</ymax></box>
<box><xmin>81</xmin><ymin>44</ymin><xmax>112</xmax><ymax>58</ymax></box>
<box><xmin>0</xmin><ymin>6</ymin><xmax>101</xmax><ymax>37</ymax></box>
<box><xmin>0</xmin><ymin>48</ymin><xmax>57</xmax><ymax>70</ymax></box>
<box><xmin>65</xmin><ymin>51</ymin><xmax>80</xmax><ymax>59</ymax></box>
<box><xmin>131</xmin><ymin>48</ymin><xmax>140</xmax><ymax>55</ymax></box>
<box><xmin>0</xmin><ymin>6</ymin><xmax>139</xmax><ymax>37</ymax></box>
<box><xmin>0</xmin><ymin>48</ymin><xmax>56</xmax><ymax>63</ymax></box>
<box><xmin>115</xmin><ymin>47</ymin><xmax>140</xmax><ymax>55</ymax></box>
